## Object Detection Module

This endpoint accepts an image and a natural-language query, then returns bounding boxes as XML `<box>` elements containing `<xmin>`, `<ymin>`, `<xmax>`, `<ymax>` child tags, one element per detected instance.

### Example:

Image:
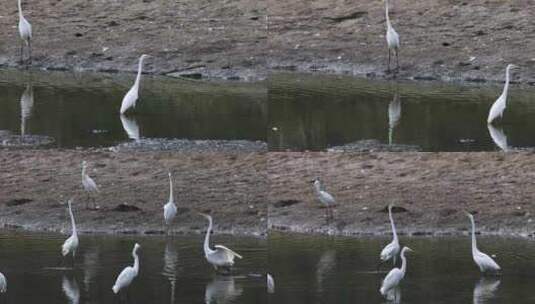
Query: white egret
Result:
<box><xmin>81</xmin><ymin>161</ymin><xmax>100</xmax><ymax>209</ymax></box>
<box><xmin>62</xmin><ymin>275</ymin><xmax>80</xmax><ymax>304</ymax></box>
<box><xmin>20</xmin><ymin>83</ymin><xmax>34</xmax><ymax>136</ymax></box>
<box><xmin>61</xmin><ymin>199</ymin><xmax>79</xmax><ymax>267</ymax></box>
<box><xmin>380</xmin><ymin>204</ymin><xmax>401</xmax><ymax>265</ymax></box>
<box><xmin>388</xmin><ymin>92</ymin><xmax>401</xmax><ymax>145</ymax></box>
<box><xmin>465</xmin><ymin>212</ymin><xmax>501</xmax><ymax>274</ymax></box>
<box><xmin>487</xmin><ymin>64</ymin><xmax>518</xmax><ymax>124</ymax></box>
<box><xmin>119</xmin><ymin>114</ymin><xmax>140</xmax><ymax>141</ymax></box>
<box><xmin>17</xmin><ymin>0</ymin><xmax>32</xmax><ymax>64</ymax></box>
<box><xmin>204</xmin><ymin>275</ymin><xmax>243</xmax><ymax>304</ymax></box>
<box><xmin>487</xmin><ymin>124</ymin><xmax>508</xmax><ymax>152</ymax></box>
<box><xmin>380</xmin><ymin>246</ymin><xmax>413</xmax><ymax>300</ymax></box>
<box><xmin>384</xmin><ymin>0</ymin><xmax>400</xmax><ymax>72</ymax></box>
<box><xmin>267</xmin><ymin>273</ymin><xmax>275</xmax><ymax>294</ymax></box>
<box><xmin>199</xmin><ymin>213</ymin><xmax>242</xmax><ymax>273</ymax></box>
<box><xmin>0</xmin><ymin>271</ymin><xmax>6</xmax><ymax>293</ymax></box>
<box><xmin>163</xmin><ymin>172</ymin><xmax>178</xmax><ymax>234</ymax></box>
<box><xmin>311</xmin><ymin>178</ymin><xmax>335</xmax><ymax>218</ymax></box>
<box><xmin>120</xmin><ymin>54</ymin><xmax>150</xmax><ymax>114</ymax></box>
<box><xmin>112</xmin><ymin>243</ymin><xmax>141</xmax><ymax>295</ymax></box>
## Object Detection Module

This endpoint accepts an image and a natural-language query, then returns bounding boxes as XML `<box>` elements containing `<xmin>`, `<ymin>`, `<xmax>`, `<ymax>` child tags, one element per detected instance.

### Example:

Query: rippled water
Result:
<box><xmin>0</xmin><ymin>232</ymin><xmax>267</xmax><ymax>304</ymax></box>
<box><xmin>0</xmin><ymin>70</ymin><xmax>267</xmax><ymax>147</ymax></box>
<box><xmin>269</xmin><ymin>73</ymin><xmax>535</xmax><ymax>151</ymax></box>
<box><xmin>269</xmin><ymin>232</ymin><xmax>535</xmax><ymax>304</ymax></box>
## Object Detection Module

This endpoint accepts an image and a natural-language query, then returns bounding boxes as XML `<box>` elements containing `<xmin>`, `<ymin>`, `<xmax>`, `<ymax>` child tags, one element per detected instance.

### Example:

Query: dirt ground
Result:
<box><xmin>0</xmin><ymin>149</ymin><xmax>267</xmax><ymax>236</ymax></box>
<box><xmin>2</xmin><ymin>1</ymin><xmax>535</xmax><ymax>83</ymax></box>
<box><xmin>269</xmin><ymin>152</ymin><xmax>535</xmax><ymax>237</ymax></box>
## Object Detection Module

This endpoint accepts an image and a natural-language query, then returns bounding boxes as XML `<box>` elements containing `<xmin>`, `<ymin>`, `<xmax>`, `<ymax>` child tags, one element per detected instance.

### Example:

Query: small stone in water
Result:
<box><xmin>92</xmin><ymin>129</ymin><xmax>109</xmax><ymax>134</ymax></box>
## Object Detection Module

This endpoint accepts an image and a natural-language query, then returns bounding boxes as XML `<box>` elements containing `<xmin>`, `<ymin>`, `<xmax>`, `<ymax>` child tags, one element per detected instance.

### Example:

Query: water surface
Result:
<box><xmin>269</xmin><ymin>73</ymin><xmax>535</xmax><ymax>152</ymax></box>
<box><xmin>269</xmin><ymin>232</ymin><xmax>535</xmax><ymax>303</ymax></box>
<box><xmin>0</xmin><ymin>232</ymin><xmax>267</xmax><ymax>303</ymax></box>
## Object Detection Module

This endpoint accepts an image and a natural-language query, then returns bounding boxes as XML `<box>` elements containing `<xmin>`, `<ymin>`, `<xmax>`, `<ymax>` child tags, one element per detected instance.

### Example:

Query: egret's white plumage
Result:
<box><xmin>312</xmin><ymin>179</ymin><xmax>335</xmax><ymax>207</ymax></box>
<box><xmin>112</xmin><ymin>243</ymin><xmax>141</xmax><ymax>294</ymax></box>
<box><xmin>388</xmin><ymin>93</ymin><xmax>401</xmax><ymax>145</ymax></box>
<box><xmin>466</xmin><ymin>212</ymin><xmax>501</xmax><ymax>274</ymax></box>
<box><xmin>120</xmin><ymin>54</ymin><xmax>150</xmax><ymax>114</ymax></box>
<box><xmin>0</xmin><ymin>271</ymin><xmax>6</xmax><ymax>293</ymax></box>
<box><xmin>380</xmin><ymin>247</ymin><xmax>413</xmax><ymax>299</ymax></box>
<box><xmin>119</xmin><ymin>114</ymin><xmax>140</xmax><ymax>141</ymax></box>
<box><xmin>267</xmin><ymin>273</ymin><xmax>275</xmax><ymax>294</ymax></box>
<box><xmin>200</xmin><ymin>213</ymin><xmax>242</xmax><ymax>272</ymax></box>
<box><xmin>61</xmin><ymin>200</ymin><xmax>79</xmax><ymax>263</ymax></box>
<box><xmin>380</xmin><ymin>204</ymin><xmax>401</xmax><ymax>265</ymax></box>
<box><xmin>62</xmin><ymin>275</ymin><xmax>80</xmax><ymax>304</ymax></box>
<box><xmin>164</xmin><ymin>172</ymin><xmax>178</xmax><ymax>228</ymax></box>
<box><xmin>20</xmin><ymin>83</ymin><xmax>34</xmax><ymax>136</ymax></box>
<box><xmin>82</xmin><ymin>161</ymin><xmax>99</xmax><ymax>209</ymax></box>
<box><xmin>17</xmin><ymin>0</ymin><xmax>32</xmax><ymax>63</ymax></box>
<box><xmin>487</xmin><ymin>64</ymin><xmax>517</xmax><ymax>124</ymax></box>
<box><xmin>385</xmin><ymin>0</ymin><xmax>400</xmax><ymax>71</ymax></box>
<box><xmin>487</xmin><ymin>124</ymin><xmax>508</xmax><ymax>152</ymax></box>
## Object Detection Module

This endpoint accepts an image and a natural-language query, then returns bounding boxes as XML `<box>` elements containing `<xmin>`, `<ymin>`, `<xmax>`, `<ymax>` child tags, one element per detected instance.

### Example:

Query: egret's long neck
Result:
<box><xmin>400</xmin><ymin>250</ymin><xmax>407</xmax><ymax>275</ymax></box>
<box><xmin>82</xmin><ymin>166</ymin><xmax>86</xmax><ymax>178</ymax></box>
<box><xmin>168</xmin><ymin>174</ymin><xmax>174</xmax><ymax>204</ymax></box>
<box><xmin>389</xmin><ymin>207</ymin><xmax>398</xmax><ymax>242</ymax></box>
<box><xmin>502</xmin><ymin>67</ymin><xmax>511</xmax><ymax>98</ymax></box>
<box><xmin>69</xmin><ymin>204</ymin><xmax>77</xmax><ymax>235</ymax></box>
<box><xmin>134</xmin><ymin>57</ymin><xmax>145</xmax><ymax>89</ymax></box>
<box><xmin>18</xmin><ymin>0</ymin><xmax>23</xmax><ymax>18</ymax></box>
<box><xmin>385</xmin><ymin>0</ymin><xmax>391</xmax><ymax>28</ymax></box>
<box><xmin>203</xmin><ymin>217</ymin><xmax>213</xmax><ymax>254</ymax></box>
<box><xmin>313</xmin><ymin>182</ymin><xmax>321</xmax><ymax>194</ymax></box>
<box><xmin>470</xmin><ymin>216</ymin><xmax>477</xmax><ymax>254</ymax></box>
<box><xmin>133</xmin><ymin>250</ymin><xmax>139</xmax><ymax>274</ymax></box>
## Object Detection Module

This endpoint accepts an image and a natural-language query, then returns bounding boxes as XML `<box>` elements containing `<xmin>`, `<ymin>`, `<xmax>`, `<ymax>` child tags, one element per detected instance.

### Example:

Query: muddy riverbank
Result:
<box><xmin>0</xmin><ymin>149</ymin><xmax>267</xmax><ymax>236</ymax></box>
<box><xmin>2</xmin><ymin>1</ymin><xmax>535</xmax><ymax>83</ymax></box>
<box><xmin>268</xmin><ymin>152</ymin><xmax>535</xmax><ymax>238</ymax></box>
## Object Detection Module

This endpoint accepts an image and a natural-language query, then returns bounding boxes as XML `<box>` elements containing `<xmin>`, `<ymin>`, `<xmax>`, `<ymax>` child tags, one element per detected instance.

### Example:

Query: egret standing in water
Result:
<box><xmin>120</xmin><ymin>54</ymin><xmax>150</xmax><ymax>114</ymax></box>
<box><xmin>311</xmin><ymin>178</ymin><xmax>335</xmax><ymax>218</ymax></box>
<box><xmin>17</xmin><ymin>0</ymin><xmax>32</xmax><ymax>64</ymax></box>
<box><xmin>163</xmin><ymin>172</ymin><xmax>177</xmax><ymax>234</ymax></box>
<box><xmin>380</xmin><ymin>246</ymin><xmax>413</xmax><ymax>300</ymax></box>
<box><xmin>81</xmin><ymin>161</ymin><xmax>99</xmax><ymax>209</ymax></box>
<box><xmin>0</xmin><ymin>271</ymin><xmax>6</xmax><ymax>293</ymax></box>
<box><xmin>465</xmin><ymin>212</ymin><xmax>501</xmax><ymax>274</ymax></box>
<box><xmin>267</xmin><ymin>273</ymin><xmax>275</xmax><ymax>294</ymax></box>
<box><xmin>487</xmin><ymin>64</ymin><xmax>518</xmax><ymax>124</ymax></box>
<box><xmin>112</xmin><ymin>243</ymin><xmax>141</xmax><ymax>297</ymax></box>
<box><xmin>380</xmin><ymin>204</ymin><xmax>401</xmax><ymax>266</ymax></box>
<box><xmin>199</xmin><ymin>213</ymin><xmax>242</xmax><ymax>273</ymax></box>
<box><xmin>62</xmin><ymin>199</ymin><xmax>79</xmax><ymax>268</ymax></box>
<box><xmin>384</xmin><ymin>0</ymin><xmax>400</xmax><ymax>72</ymax></box>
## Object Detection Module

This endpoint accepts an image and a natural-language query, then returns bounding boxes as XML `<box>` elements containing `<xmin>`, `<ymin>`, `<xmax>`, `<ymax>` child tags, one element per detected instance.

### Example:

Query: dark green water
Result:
<box><xmin>269</xmin><ymin>233</ymin><xmax>535</xmax><ymax>304</ymax></box>
<box><xmin>0</xmin><ymin>232</ymin><xmax>267</xmax><ymax>304</ymax></box>
<box><xmin>0</xmin><ymin>70</ymin><xmax>267</xmax><ymax>147</ymax></box>
<box><xmin>269</xmin><ymin>73</ymin><xmax>535</xmax><ymax>152</ymax></box>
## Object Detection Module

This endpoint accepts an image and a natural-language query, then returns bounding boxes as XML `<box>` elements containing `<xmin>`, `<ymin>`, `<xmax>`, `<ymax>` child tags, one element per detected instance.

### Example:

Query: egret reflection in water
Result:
<box><xmin>473</xmin><ymin>278</ymin><xmax>500</xmax><ymax>304</ymax></box>
<box><xmin>20</xmin><ymin>83</ymin><xmax>34</xmax><ymax>136</ymax></box>
<box><xmin>388</xmin><ymin>92</ymin><xmax>401</xmax><ymax>145</ymax></box>
<box><xmin>487</xmin><ymin>124</ymin><xmax>509</xmax><ymax>152</ymax></box>
<box><xmin>120</xmin><ymin>114</ymin><xmax>141</xmax><ymax>141</ymax></box>
<box><xmin>162</xmin><ymin>242</ymin><xmax>179</xmax><ymax>304</ymax></box>
<box><xmin>62</xmin><ymin>275</ymin><xmax>80</xmax><ymax>304</ymax></box>
<box><xmin>205</xmin><ymin>275</ymin><xmax>243</xmax><ymax>304</ymax></box>
<box><xmin>316</xmin><ymin>249</ymin><xmax>336</xmax><ymax>293</ymax></box>
<box><xmin>83</xmin><ymin>247</ymin><xmax>99</xmax><ymax>293</ymax></box>
<box><xmin>383</xmin><ymin>286</ymin><xmax>401</xmax><ymax>304</ymax></box>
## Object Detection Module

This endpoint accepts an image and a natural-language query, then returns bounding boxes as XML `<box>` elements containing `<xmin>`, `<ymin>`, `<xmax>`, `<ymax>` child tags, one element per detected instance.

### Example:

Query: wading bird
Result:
<box><xmin>267</xmin><ymin>273</ymin><xmax>275</xmax><ymax>294</ymax></box>
<box><xmin>380</xmin><ymin>246</ymin><xmax>413</xmax><ymax>301</ymax></box>
<box><xmin>465</xmin><ymin>212</ymin><xmax>501</xmax><ymax>274</ymax></box>
<box><xmin>62</xmin><ymin>199</ymin><xmax>79</xmax><ymax>267</ymax></box>
<box><xmin>17</xmin><ymin>0</ymin><xmax>32</xmax><ymax>64</ymax></box>
<box><xmin>112</xmin><ymin>243</ymin><xmax>141</xmax><ymax>297</ymax></box>
<box><xmin>163</xmin><ymin>172</ymin><xmax>178</xmax><ymax>234</ymax></box>
<box><xmin>384</xmin><ymin>0</ymin><xmax>400</xmax><ymax>72</ymax></box>
<box><xmin>199</xmin><ymin>213</ymin><xmax>242</xmax><ymax>273</ymax></box>
<box><xmin>120</xmin><ymin>54</ymin><xmax>150</xmax><ymax>114</ymax></box>
<box><xmin>81</xmin><ymin>161</ymin><xmax>99</xmax><ymax>209</ymax></box>
<box><xmin>311</xmin><ymin>178</ymin><xmax>335</xmax><ymax>218</ymax></box>
<box><xmin>487</xmin><ymin>64</ymin><xmax>518</xmax><ymax>124</ymax></box>
<box><xmin>380</xmin><ymin>204</ymin><xmax>401</xmax><ymax>266</ymax></box>
<box><xmin>0</xmin><ymin>271</ymin><xmax>6</xmax><ymax>293</ymax></box>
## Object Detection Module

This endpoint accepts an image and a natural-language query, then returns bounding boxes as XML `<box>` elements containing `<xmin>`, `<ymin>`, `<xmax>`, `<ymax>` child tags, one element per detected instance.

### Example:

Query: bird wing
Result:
<box><xmin>0</xmin><ymin>272</ymin><xmax>6</xmax><ymax>293</ymax></box>
<box><xmin>477</xmin><ymin>252</ymin><xmax>501</xmax><ymax>272</ymax></box>
<box><xmin>319</xmin><ymin>191</ymin><xmax>335</xmax><ymax>205</ymax></box>
<box><xmin>214</xmin><ymin>245</ymin><xmax>243</xmax><ymax>259</ymax></box>
<box><xmin>120</xmin><ymin>87</ymin><xmax>139</xmax><ymax>114</ymax></box>
<box><xmin>62</xmin><ymin>235</ymin><xmax>77</xmax><ymax>256</ymax></box>
<box><xmin>381</xmin><ymin>268</ymin><xmax>401</xmax><ymax>295</ymax></box>
<box><xmin>113</xmin><ymin>267</ymin><xmax>135</xmax><ymax>292</ymax></box>
<box><xmin>380</xmin><ymin>241</ymin><xmax>398</xmax><ymax>261</ymax></box>
<box><xmin>85</xmin><ymin>176</ymin><xmax>99</xmax><ymax>192</ymax></box>
<box><xmin>163</xmin><ymin>203</ymin><xmax>177</xmax><ymax>223</ymax></box>
<box><xmin>488</xmin><ymin>95</ymin><xmax>506</xmax><ymax>123</ymax></box>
